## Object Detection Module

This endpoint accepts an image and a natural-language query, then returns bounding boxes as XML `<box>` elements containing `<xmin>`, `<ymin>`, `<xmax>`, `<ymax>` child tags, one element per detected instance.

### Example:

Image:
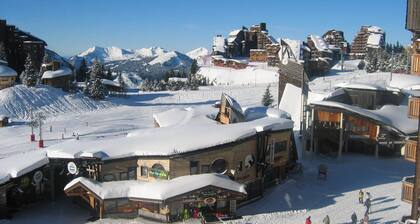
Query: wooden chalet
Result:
<box><xmin>211</xmin><ymin>56</ymin><xmax>248</xmax><ymax>69</ymax></box>
<box><xmin>0</xmin><ymin>61</ymin><xmax>17</xmax><ymax>90</ymax></box>
<box><xmin>0</xmin><ymin>115</ymin><xmax>9</xmax><ymax>127</ymax></box>
<box><xmin>306</xmin><ymin>35</ymin><xmax>333</xmax><ymax>75</ymax></box>
<box><xmin>216</xmin><ymin>93</ymin><xmax>245</xmax><ymax>124</ymax></box>
<box><xmin>41</xmin><ymin>61</ymin><xmax>73</xmax><ymax>90</ymax></box>
<box><xmin>0</xmin><ymin>19</ymin><xmax>46</xmax><ymax>76</ymax></box>
<box><xmin>322</xmin><ymin>29</ymin><xmax>349</xmax><ymax>61</ymax></box>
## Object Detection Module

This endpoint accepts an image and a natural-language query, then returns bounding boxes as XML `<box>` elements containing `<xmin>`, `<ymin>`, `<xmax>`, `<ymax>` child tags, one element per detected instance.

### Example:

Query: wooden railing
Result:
<box><xmin>402</xmin><ymin>176</ymin><xmax>415</xmax><ymax>203</ymax></box>
<box><xmin>412</xmin><ymin>54</ymin><xmax>420</xmax><ymax>76</ymax></box>
<box><xmin>405</xmin><ymin>140</ymin><xmax>417</xmax><ymax>163</ymax></box>
<box><xmin>408</xmin><ymin>97</ymin><xmax>420</xmax><ymax>118</ymax></box>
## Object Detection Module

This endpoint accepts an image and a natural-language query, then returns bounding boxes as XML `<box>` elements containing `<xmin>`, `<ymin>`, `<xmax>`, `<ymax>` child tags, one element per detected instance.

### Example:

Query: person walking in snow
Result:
<box><xmin>305</xmin><ymin>216</ymin><xmax>312</xmax><ymax>224</ymax></box>
<box><xmin>351</xmin><ymin>212</ymin><xmax>357</xmax><ymax>224</ymax></box>
<box><xmin>364</xmin><ymin>198</ymin><xmax>371</xmax><ymax>215</ymax></box>
<box><xmin>366</xmin><ymin>192</ymin><xmax>372</xmax><ymax>200</ymax></box>
<box><xmin>358</xmin><ymin>190</ymin><xmax>364</xmax><ymax>204</ymax></box>
<box><xmin>323</xmin><ymin>215</ymin><xmax>330</xmax><ymax>224</ymax></box>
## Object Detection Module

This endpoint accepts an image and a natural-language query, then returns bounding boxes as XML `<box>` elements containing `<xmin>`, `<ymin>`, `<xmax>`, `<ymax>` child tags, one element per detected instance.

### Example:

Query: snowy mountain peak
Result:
<box><xmin>187</xmin><ymin>47</ymin><xmax>209</xmax><ymax>60</ymax></box>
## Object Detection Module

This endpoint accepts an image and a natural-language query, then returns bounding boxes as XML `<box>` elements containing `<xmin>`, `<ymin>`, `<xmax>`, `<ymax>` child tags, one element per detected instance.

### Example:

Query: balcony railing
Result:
<box><xmin>405</xmin><ymin>140</ymin><xmax>417</xmax><ymax>162</ymax></box>
<box><xmin>402</xmin><ymin>176</ymin><xmax>415</xmax><ymax>203</ymax></box>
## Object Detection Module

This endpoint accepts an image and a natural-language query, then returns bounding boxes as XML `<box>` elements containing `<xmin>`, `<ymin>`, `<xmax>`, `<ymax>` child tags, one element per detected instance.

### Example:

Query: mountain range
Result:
<box><xmin>68</xmin><ymin>46</ymin><xmax>210</xmax><ymax>80</ymax></box>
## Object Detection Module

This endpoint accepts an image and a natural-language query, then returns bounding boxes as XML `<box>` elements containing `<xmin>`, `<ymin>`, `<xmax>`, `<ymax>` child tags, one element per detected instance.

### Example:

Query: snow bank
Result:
<box><xmin>101</xmin><ymin>79</ymin><xmax>120</xmax><ymax>87</ymax></box>
<box><xmin>0</xmin><ymin>150</ymin><xmax>48</xmax><ymax>185</ymax></box>
<box><xmin>64</xmin><ymin>173</ymin><xmax>246</xmax><ymax>201</ymax></box>
<box><xmin>0</xmin><ymin>64</ymin><xmax>17</xmax><ymax>77</ymax></box>
<box><xmin>199</xmin><ymin>66</ymin><xmax>278</xmax><ymax>86</ymax></box>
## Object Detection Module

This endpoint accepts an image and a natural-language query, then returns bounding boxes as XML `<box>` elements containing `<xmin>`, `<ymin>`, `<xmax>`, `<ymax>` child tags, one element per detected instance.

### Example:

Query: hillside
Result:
<box><xmin>0</xmin><ymin>85</ymin><xmax>114</xmax><ymax>119</ymax></box>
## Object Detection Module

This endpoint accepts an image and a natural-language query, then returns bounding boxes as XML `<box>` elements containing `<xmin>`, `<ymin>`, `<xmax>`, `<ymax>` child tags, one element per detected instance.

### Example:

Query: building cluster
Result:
<box><xmin>0</xmin><ymin>94</ymin><xmax>296</xmax><ymax>222</ymax></box>
<box><xmin>349</xmin><ymin>26</ymin><xmax>386</xmax><ymax>59</ymax></box>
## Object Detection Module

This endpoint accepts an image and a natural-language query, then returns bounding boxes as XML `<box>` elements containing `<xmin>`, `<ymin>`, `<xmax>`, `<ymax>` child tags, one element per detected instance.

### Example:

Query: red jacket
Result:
<box><xmin>305</xmin><ymin>218</ymin><xmax>312</xmax><ymax>224</ymax></box>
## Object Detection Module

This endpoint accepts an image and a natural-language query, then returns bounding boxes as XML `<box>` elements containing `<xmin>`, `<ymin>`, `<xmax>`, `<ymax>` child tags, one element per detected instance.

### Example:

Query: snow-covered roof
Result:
<box><xmin>47</xmin><ymin>106</ymin><xmax>293</xmax><ymax>160</ymax></box>
<box><xmin>367</xmin><ymin>33</ymin><xmax>383</xmax><ymax>48</ymax></box>
<box><xmin>0</xmin><ymin>65</ymin><xmax>17</xmax><ymax>77</ymax></box>
<box><xmin>311</xmin><ymin>100</ymin><xmax>417</xmax><ymax>135</ymax></box>
<box><xmin>64</xmin><ymin>173</ymin><xmax>246</xmax><ymax>201</ymax></box>
<box><xmin>213</xmin><ymin>36</ymin><xmax>226</xmax><ymax>53</ymax></box>
<box><xmin>223</xmin><ymin>93</ymin><xmax>243</xmax><ymax>114</ymax></box>
<box><xmin>309</xmin><ymin>35</ymin><xmax>332</xmax><ymax>53</ymax></box>
<box><xmin>42</xmin><ymin>66</ymin><xmax>72</xmax><ymax>79</ymax></box>
<box><xmin>267</xmin><ymin>35</ymin><xmax>278</xmax><ymax>44</ymax></box>
<box><xmin>334</xmin><ymin>82</ymin><xmax>387</xmax><ymax>91</ymax></box>
<box><xmin>389</xmin><ymin>74</ymin><xmax>420</xmax><ymax>90</ymax></box>
<box><xmin>101</xmin><ymin>79</ymin><xmax>120</xmax><ymax>87</ymax></box>
<box><xmin>229</xmin><ymin>29</ymin><xmax>242</xmax><ymax>37</ymax></box>
<box><xmin>0</xmin><ymin>150</ymin><xmax>49</xmax><ymax>185</ymax></box>
<box><xmin>367</xmin><ymin>26</ymin><xmax>384</xmax><ymax>34</ymax></box>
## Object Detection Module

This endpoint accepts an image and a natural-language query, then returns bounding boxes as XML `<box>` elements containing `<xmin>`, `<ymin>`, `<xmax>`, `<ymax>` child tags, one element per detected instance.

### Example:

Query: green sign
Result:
<box><xmin>149</xmin><ymin>167</ymin><xmax>168</xmax><ymax>179</ymax></box>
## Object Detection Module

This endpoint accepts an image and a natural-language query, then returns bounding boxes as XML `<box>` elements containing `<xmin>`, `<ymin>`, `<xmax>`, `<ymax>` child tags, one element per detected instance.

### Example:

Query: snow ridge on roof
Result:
<box><xmin>309</xmin><ymin>35</ymin><xmax>332</xmax><ymax>53</ymax></box>
<box><xmin>64</xmin><ymin>173</ymin><xmax>247</xmax><ymax>201</ymax></box>
<box><xmin>42</xmin><ymin>66</ymin><xmax>72</xmax><ymax>79</ymax></box>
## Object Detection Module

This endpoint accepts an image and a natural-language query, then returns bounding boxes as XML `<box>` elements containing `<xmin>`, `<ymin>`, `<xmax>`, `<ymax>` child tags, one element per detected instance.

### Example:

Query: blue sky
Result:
<box><xmin>1</xmin><ymin>0</ymin><xmax>411</xmax><ymax>57</ymax></box>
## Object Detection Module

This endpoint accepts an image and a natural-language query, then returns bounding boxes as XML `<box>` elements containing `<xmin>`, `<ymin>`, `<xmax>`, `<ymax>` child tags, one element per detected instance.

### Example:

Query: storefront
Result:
<box><xmin>64</xmin><ymin>173</ymin><xmax>247</xmax><ymax>222</ymax></box>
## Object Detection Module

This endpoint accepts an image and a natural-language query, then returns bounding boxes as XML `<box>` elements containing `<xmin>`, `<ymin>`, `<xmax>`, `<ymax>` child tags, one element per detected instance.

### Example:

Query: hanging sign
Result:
<box><xmin>33</xmin><ymin>170</ymin><xmax>43</xmax><ymax>184</ymax></box>
<box><xmin>67</xmin><ymin>162</ymin><xmax>79</xmax><ymax>175</ymax></box>
<box><xmin>203</xmin><ymin>197</ymin><xmax>216</xmax><ymax>205</ymax></box>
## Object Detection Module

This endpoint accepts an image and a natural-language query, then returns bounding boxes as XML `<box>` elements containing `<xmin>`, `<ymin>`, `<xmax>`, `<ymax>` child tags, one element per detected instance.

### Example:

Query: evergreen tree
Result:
<box><xmin>42</xmin><ymin>54</ymin><xmax>51</xmax><ymax>65</ymax></box>
<box><xmin>77</xmin><ymin>58</ymin><xmax>88</xmax><ymax>82</ymax></box>
<box><xmin>105</xmin><ymin>69</ymin><xmax>113</xmax><ymax>80</ymax></box>
<box><xmin>89</xmin><ymin>78</ymin><xmax>106</xmax><ymax>100</ymax></box>
<box><xmin>190</xmin><ymin>59</ymin><xmax>199</xmax><ymax>76</ymax></box>
<box><xmin>90</xmin><ymin>59</ymin><xmax>104</xmax><ymax>80</ymax></box>
<box><xmin>117</xmin><ymin>72</ymin><xmax>125</xmax><ymax>91</ymax></box>
<box><xmin>0</xmin><ymin>42</ymin><xmax>7</xmax><ymax>62</ymax></box>
<box><xmin>262</xmin><ymin>85</ymin><xmax>274</xmax><ymax>107</ymax></box>
<box><xmin>20</xmin><ymin>54</ymin><xmax>38</xmax><ymax>87</ymax></box>
<box><xmin>365</xmin><ymin>49</ymin><xmax>379</xmax><ymax>73</ymax></box>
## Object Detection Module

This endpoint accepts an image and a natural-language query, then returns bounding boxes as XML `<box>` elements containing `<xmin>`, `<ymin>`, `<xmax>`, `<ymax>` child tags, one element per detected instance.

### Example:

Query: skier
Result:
<box><xmin>364</xmin><ymin>198</ymin><xmax>371</xmax><ymax>215</ymax></box>
<box><xmin>358</xmin><ymin>190</ymin><xmax>364</xmax><ymax>204</ymax></box>
<box><xmin>323</xmin><ymin>215</ymin><xmax>330</xmax><ymax>224</ymax></box>
<box><xmin>305</xmin><ymin>216</ymin><xmax>312</xmax><ymax>224</ymax></box>
<box><xmin>351</xmin><ymin>212</ymin><xmax>358</xmax><ymax>224</ymax></box>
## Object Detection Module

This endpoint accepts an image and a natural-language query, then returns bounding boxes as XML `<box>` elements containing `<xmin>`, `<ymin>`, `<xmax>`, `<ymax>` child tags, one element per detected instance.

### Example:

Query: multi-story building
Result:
<box><xmin>349</xmin><ymin>25</ymin><xmax>385</xmax><ymax>59</ymax></box>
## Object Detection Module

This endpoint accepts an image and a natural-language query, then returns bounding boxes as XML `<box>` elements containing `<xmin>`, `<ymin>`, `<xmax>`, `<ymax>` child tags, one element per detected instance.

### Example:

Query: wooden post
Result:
<box><xmin>375</xmin><ymin>125</ymin><xmax>380</xmax><ymax>158</ymax></box>
<box><xmin>338</xmin><ymin>113</ymin><xmax>344</xmax><ymax>158</ymax></box>
<box><xmin>99</xmin><ymin>200</ymin><xmax>104</xmax><ymax>219</ymax></box>
<box><xmin>310</xmin><ymin>108</ymin><xmax>315</xmax><ymax>152</ymax></box>
<box><xmin>411</xmin><ymin>114</ymin><xmax>420</xmax><ymax>220</ymax></box>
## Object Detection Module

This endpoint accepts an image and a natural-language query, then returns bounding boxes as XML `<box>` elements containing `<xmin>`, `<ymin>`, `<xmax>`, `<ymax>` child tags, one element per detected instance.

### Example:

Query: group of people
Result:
<box><xmin>304</xmin><ymin>190</ymin><xmax>373</xmax><ymax>224</ymax></box>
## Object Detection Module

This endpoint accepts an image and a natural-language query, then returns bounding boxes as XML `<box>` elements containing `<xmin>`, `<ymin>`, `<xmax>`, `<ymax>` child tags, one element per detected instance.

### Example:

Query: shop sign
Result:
<box><xmin>203</xmin><ymin>197</ymin><xmax>216</xmax><ymax>205</ymax></box>
<box><xmin>149</xmin><ymin>167</ymin><xmax>168</xmax><ymax>179</ymax></box>
<box><xmin>67</xmin><ymin>162</ymin><xmax>79</xmax><ymax>175</ymax></box>
<box><xmin>32</xmin><ymin>171</ymin><xmax>43</xmax><ymax>184</ymax></box>
<box><xmin>201</xmin><ymin>189</ymin><xmax>217</xmax><ymax>197</ymax></box>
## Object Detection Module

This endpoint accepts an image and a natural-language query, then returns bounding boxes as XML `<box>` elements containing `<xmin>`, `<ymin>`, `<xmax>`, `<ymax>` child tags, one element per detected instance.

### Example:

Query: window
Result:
<box><xmin>190</xmin><ymin>161</ymin><xmax>199</xmax><ymax>175</ymax></box>
<box><xmin>211</xmin><ymin>159</ymin><xmax>228</xmax><ymax>174</ymax></box>
<box><xmin>120</xmin><ymin>172</ymin><xmax>128</xmax><ymax>180</ymax></box>
<box><xmin>274</xmin><ymin>141</ymin><xmax>287</xmax><ymax>154</ymax></box>
<box><xmin>201</xmin><ymin>165</ymin><xmax>210</xmax><ymax>173</ymax></box>
<box><xmin>140</xmin><ymin>166</ymin><xmax>148</xmax><ymax>177</ymax></box>
<box><xmin>102</xmin><ymin>174</ymin><xmax>115</xmax><ymax>182</ymax></box>
<box><xmin>128</xmin><ymin>167</ymin><xmax>136</xmax><ymax>180</ymax></box>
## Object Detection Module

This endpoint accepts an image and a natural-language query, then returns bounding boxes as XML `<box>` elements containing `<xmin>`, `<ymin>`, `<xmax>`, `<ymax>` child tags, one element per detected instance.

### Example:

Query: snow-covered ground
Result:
<box><xmin>0</xmin><ymin>62</ymin><xmax>415</xmax><ymax>223</ymax></box>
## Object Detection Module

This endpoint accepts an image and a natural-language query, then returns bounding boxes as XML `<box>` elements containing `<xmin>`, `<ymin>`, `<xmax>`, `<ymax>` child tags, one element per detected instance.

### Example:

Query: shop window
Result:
<box><xmin>128</xmin><ymin>167</ymin><xmax>136</xmax><ymax>180</ymax></box>
<box><xmin>201</xmin><ymin>165</ymin><xmax>210</xmax><ymax>173</ymax></box>
<box><xmin>211</xmin><ymin>159</ymin><xmax>228</xmax><ymax>174</ymax></box>
<box><xmin>190</xmin><ymin>161</ymin><xmax>199</xmax><ymax>175</ymax></box>
<box><xmin>103</xmin><ymin>174</ymin><xmax>115</xmax><ymax>182</ymax></box>
<box><xmin>140</xmin><ymin>166</ymin><xmax>148</xmax><ymax>177</ymax></box>
<box><xmin>244</xmin><ymin>154</ymin><xmax>255</xmax><ymax>169</ymax></box>
<box><xmin>120</xmin><ymin>172</ymin><xmax>128</xmax><ymax>180</ymax></box>
<box><xmin>274</xmin><ymin>141</ymin><xmax>287</xmax><ymax>154</ymax></box>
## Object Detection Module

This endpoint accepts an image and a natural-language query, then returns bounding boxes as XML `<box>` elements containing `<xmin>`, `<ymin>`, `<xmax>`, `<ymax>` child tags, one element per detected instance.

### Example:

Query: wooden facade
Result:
<box><xmin>402</xmin><ymin>176</ymin><xmax>415</xmax><ymax>203</ymax></box>
<box><xmin>249</xmin><ymin>49</ymin><xmax>267</xmax><ymax>62</ymax></box>
<box><xmin>408</xmin><ymin>97</ymin><xmax>420</xmax><ymax>118</ymax></box>
<box><xmin>405</xmin><ymin>140</ymin><xmax>417</xmax><ymax>162</ymax></box>
<box><xmin>41</xmin><ymin>76</ymin><xmax>71</xmax><ymax>90</ymax></box>
<box><xmin>0</xmin><ymin>76</ymin><xmax>16</xmax><ymax>90</ymax></box>
<box><xmin>406</xmin><ymin>0</ymin><xmax>420</xmax><ymax>32</ymax></box>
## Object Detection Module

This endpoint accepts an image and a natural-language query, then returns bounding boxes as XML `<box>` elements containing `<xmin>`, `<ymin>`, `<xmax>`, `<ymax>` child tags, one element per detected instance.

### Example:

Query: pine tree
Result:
<box><xmin>0</xmin><ymin>42</ymin><xmax>7</xmax><ymax>62</ymax></box>
<box><xmin>190</xmin><ymin>59</ymin><xmax>199</xmax><ymax>76</ymax></box>
<box><xmin>117</xmin><ymin>72</ymin><xmax>125</xmax><ymax>91</ymax></box>
<box><xmin>77</xmin><ymin>58</ymin><xmax>88</xmax><ymax>82</ymax></box>
<box><xmin>20</xmin><ymin>54</ymin><xmax>38</xmax><ymax>87</ymax></box>
<box><xmin>90</xmin><ymin>59</ymin><xmax>104</xmax><ymax>80</ymax></box>
<box><xmin>89</xmin><ymin>78</ymin><xmax>106</xmax><ymax>100</ymax></box>
<box><xmin>262</xmin><ymin>85</ymin><xmax>274</xmax><ymax>107</ymax></box>
<box><xmin>105</xmin><ymin>69</ymin><xmax>112</xmax><ymax>80</ymax></box>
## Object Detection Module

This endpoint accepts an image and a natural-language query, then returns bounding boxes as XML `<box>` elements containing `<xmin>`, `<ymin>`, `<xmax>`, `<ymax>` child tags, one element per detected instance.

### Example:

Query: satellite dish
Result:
<box><xmin>282</xmin><ymin>57</ymin><xmax>289</xmax><ymax>65</ymax></box>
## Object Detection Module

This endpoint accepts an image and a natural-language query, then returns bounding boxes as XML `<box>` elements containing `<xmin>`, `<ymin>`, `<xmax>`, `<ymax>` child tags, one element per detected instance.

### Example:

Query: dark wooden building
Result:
<box><xmin>0</xmin><ymin>19</ymin><xmax>47</xmax><ymax>76</ymax></box>
<box><xmin>350</xmin><ymin>26</ymin><xmax>385</xmax><ymax>59</ymax></box>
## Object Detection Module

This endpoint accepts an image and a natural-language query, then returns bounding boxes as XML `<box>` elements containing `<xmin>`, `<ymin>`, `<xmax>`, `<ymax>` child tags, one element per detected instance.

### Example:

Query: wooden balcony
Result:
<box><xmin>408</xmin><ymin>97</ymin><xmax>420</xmax><ymax>119</ymax></box>
<box><xmin>411</xmin><ymin>54</ymin><xmax>420</xmax><ymax>76</ymax></box>
<box><xmin>405</xmin><ymin>140</ymin><xmax>417</xmax><ymax>163</ymax></box>
<box><xmin>402</xmin><ymin>176</ymin><xmax>415</xmax><ymax>203</ymax></box>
